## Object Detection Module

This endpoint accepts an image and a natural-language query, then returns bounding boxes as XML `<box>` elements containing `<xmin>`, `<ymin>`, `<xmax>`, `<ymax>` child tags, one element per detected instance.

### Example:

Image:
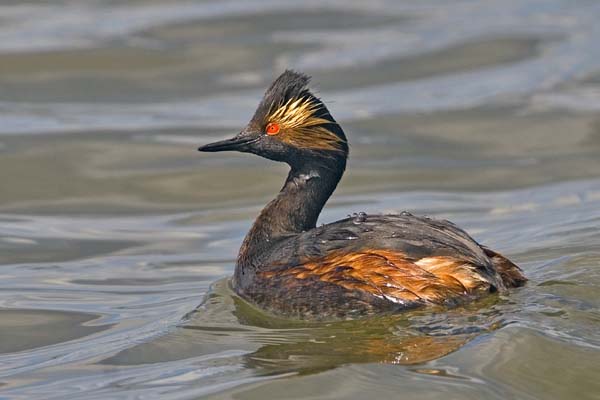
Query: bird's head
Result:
<box><xmin>199</xmin><ymin>70</ymin><xmax>348</xmax><ymax>167</ymax></box>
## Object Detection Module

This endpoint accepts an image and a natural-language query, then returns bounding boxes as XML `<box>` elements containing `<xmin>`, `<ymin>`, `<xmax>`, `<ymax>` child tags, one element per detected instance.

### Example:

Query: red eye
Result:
<box><xmin>266</xmin><ymin>122</ymin><xmax>280</xmax><ymax>135</ymax></box>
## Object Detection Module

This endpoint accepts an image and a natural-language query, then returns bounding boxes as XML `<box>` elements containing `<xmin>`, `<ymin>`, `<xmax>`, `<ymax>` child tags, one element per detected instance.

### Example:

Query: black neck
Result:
<box><xmin>235</xmin><ymin>156</ymin><xmax>345</xmax><ymax>279</ymax></box>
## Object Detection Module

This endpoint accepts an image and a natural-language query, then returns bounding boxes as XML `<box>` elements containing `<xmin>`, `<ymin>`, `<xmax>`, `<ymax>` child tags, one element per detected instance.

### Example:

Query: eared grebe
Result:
<box><xmin>199</xmin><ymin>70</ymin><xmax>526</xmax><ymax>320</ymax></box>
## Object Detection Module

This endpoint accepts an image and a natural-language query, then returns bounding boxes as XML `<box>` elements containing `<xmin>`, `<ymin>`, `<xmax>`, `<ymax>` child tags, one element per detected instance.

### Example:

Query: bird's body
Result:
<box><xmin>236</xmin><ymin>213</ymin><xmax>523</xmax><ymax>320</ymax></box>
<box><xmin>200</xmin><ymin>70</ymin><xmax>525</xmax><ymax>320</ymax></box>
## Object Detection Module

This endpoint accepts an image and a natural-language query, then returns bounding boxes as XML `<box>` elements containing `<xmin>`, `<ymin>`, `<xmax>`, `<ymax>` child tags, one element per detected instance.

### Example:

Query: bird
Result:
<box><xmin>199</xmin><ymin>70</ymin><xmax>526</xmax><ymax>320</ymax></box>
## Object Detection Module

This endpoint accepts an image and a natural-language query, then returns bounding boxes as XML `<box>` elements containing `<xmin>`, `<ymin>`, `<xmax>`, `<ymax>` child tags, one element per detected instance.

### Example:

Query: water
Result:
<box><xmin>1</xmin><ymin>0</ymin><xmax>599</xmax><ymax>398</ymax></box>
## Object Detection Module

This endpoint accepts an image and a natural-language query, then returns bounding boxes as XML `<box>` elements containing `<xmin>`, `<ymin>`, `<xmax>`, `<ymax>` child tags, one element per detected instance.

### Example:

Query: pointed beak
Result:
<box><xmin>198</xmin><ymin>134</ymin><xmax>259</xmax><ymax>153</ymax></box>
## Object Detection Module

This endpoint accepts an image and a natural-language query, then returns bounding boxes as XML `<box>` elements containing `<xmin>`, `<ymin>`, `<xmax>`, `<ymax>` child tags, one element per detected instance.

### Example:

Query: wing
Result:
<box><xmin>268</xmin><ymin>214</ymin><xmax>493</xmax><ymax>265</ymax></box>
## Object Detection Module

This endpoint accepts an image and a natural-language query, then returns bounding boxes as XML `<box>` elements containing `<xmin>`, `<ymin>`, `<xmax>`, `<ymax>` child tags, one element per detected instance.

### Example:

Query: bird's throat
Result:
<box><xmin>235</xmin><ymin>158</ymin><xmax>345</xmax><ymax>279</ymax></box>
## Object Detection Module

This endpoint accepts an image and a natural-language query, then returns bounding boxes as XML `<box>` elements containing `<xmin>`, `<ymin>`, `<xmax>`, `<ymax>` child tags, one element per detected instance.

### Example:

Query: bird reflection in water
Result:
<box><xmin>183</xmin><ymin>279</ymin><xmax>506</xmax><ymax>376</ymax></box>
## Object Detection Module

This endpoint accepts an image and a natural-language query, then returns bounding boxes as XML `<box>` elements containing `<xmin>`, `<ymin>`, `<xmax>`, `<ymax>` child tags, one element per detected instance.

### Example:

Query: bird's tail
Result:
<box><xmin>483</xmin><ymin>247</ymin><xmax>527</xmax><ymax>288</ymax></box>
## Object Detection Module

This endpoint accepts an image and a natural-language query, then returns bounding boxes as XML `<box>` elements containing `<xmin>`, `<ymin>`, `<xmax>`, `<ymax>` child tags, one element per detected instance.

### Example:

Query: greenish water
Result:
<box><xmin>0</xmin><ymin>1</ymin><xmax>599</xmax><ymax>399</ymax></box>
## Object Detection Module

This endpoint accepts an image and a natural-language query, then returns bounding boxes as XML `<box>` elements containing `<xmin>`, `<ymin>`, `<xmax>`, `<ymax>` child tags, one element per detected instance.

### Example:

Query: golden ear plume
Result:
<box><xmin>268</xmin><ymin>97</ymin><xmax>346</xmax><ymax>153</ymax></box>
